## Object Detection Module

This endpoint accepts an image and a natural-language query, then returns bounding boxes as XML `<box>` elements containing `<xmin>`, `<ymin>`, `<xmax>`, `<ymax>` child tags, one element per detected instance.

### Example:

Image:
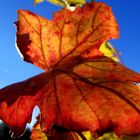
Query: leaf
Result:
<box><xmin>34</xmin><ymin>0</ymin><xmax>66</xmax><ymax>7</ymax></box>
<box><xmin>34</xmin><ymin>0</ymin><xmax>85</xmax><ymax>7</ymax></box>
<box><xmin>0</xmin><ymin>56</ymin><xmax>140</xmax><ymax>137</ymax></box>
<box><xmin>31</xmin><ymin>129</ymin><xmax>48</xmax><ymax>140</ymax></box>
<box><xmin>31</xmin><ymin>121</ymin><xmax>48</xmax><ymax>140</ymax></box>
<box><xmin>48</xmin><ymin>0</ymin><xmax>65</xmax><ymax>6</ymax></box>
<box><xmin>78</xmin><ymin>131</ymin><xmax>94</xmax><ymax>140</ymax></box>
<box><xmin>120</xmin><ymin>135</ymin><xmax>140</xmax><ymax>140</ymax></box>
<box><xmin>15</xmin><ymin>2</ymin><xmax>119</xmax><ymax>71</ymax></box>
<box><xmin>97</xmin><ymin>132</ymin><xmax>118</xmax><ymax>140</ymax></box>
<box><xmin>66</xmin><ymin>0</ymin><xmax>85</xmax><ymax>6</ymax></box>
<box><xmin>31</xmin><ymin>115</ymin><xmax>80</xmax><ymax>140</ymax></box>
<box><xmin>99</xmin><ymin>42</ymin><xmax>119</xmax><ymax>62</ymax></box>
<box><xmin>34</xmin><ymin>0</ymin><xmax>44</xmax><ymax>5</ymax></box>
<box><xmin>48</xmin><ymin>0</ymin><xmax>85</xmax><ymax>7</ymax></box>
<box><xmin>46</xmin><ymin>127</ymin><xmax>80</xmax><ymax>140</ymax></box>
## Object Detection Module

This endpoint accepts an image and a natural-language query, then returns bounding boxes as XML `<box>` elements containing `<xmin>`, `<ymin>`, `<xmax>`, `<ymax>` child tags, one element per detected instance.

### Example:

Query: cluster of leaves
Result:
<box><xmin>0</xmin><ymin>0</ymin><xmax>140</xmax><ymax>140</ymax></box>
<box><xmin>34</xmin><ymin>0</ymin><xmax>85</xmax><ymax>7</ymax></box>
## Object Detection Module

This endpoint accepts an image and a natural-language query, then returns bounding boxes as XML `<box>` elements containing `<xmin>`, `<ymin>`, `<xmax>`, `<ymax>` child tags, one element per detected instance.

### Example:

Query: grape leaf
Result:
<box><xmin>31</xmin><ymin>129</ymin><xmax>48</xmax><ymax>140</ymax></box>
<box><xmin>1</xmin><ymin>1</ymin><xmax>139</xmax><ymax>139</ymax></box>
<box><xmin>46</xmin><ymin>127</ymin><xmax>80</xmax><ymax>140</ymax></box>
<box><xmin>48</xmin><ymin>0</ymin><xmax>64</xmax><ymax>6</ymax></box>
<box><xmin>34</xmin><ymin>0</ymin><xmax>65</xmax><ymax>7</ymax></box>
<box><xmin>31</xmin><ymin>115</ymin><xmax>80</xmax><ymax>140</ymax></box>
<box><xmin>97</xmin><ymin>132</ymin><xmax>118</xmax><ymax>140</ymax></box>
<box><xmin>34</xmin><ymin>0</ymin><xmax>44</xmax><ymax>5</ymax></box>
<box><xmin>49</xmin><ymin>0</ymin><xmax>85</xmax><ymax>7</ymax></box>
<box><xmin>15</xmin><ymin>2</ymin><xmax>119</xmax><ymax>71</ymax></box>
<box><xmin>0</xmin><ymin>56</ymin><xmax>140</xmax><ymax>137</ymax></box>
<box><xmin>34</xmin><ymin>0</ymin><xmax>85</xmax><ymax>7</ymax></box>
<box><xmin>100</xmin><ymin>42</ymin><xmax>119</xmax><ymax>62</ymax></box>
<box><xmin>31</xmin><ymin>121</ymin><xmax>48</xmax><ymax>140</ymax></box>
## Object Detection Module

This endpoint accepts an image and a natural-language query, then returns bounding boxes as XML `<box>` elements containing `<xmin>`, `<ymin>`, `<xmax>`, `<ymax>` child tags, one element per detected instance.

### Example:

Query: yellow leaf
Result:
<box><xmin>100</xmin><ymin>42</ymin><xmax>119</xmax><ymax>62</ymax></box>
<box><xmin>77</xmin><ymin>131</ymin><xmax>95</xmax><ymax>140</ymax></box>
<box><xmin>48</xmin><ymin>0</ymin><xmax>85</xmax><ymax>7</ymax></box>
<box><xmin>48</xmin><ymin>0</ymin><xmax>65</xmax><ymax>6</ymax></box>
<box><xmin>34</xmin><ymin>0</ymin><xmax>44</xmax><ymax>5</ymax></box>
<box><xmin>67</xmin><ymin>0</ymin><xmax>85</xmax><ymax>5</ymax></box>
<box><xmin>97</xmin><ymin>132</ymin><xmax>118</xmax><ymax>140</ymax></box>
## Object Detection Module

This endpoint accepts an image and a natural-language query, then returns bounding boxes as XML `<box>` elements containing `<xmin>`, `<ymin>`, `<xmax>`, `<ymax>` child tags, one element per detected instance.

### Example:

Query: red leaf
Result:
<box><xmin>47</xmin><ymin>130</ymin><xmax>79</xmax><ymax>140</ymax></box>
<box><xmin>0</xmin><ymin>56</ymin><xmax>140</xmax><ymax>137</ymax></box>
<box><xmin>16</xmin><ymin>2</ymin><xmax>119</xmax><ymax>71</ymax></box>
<box><xmin>31</xmin><ymin>115</ymin><xmax>79</xmax><ymax>140</ymax></box>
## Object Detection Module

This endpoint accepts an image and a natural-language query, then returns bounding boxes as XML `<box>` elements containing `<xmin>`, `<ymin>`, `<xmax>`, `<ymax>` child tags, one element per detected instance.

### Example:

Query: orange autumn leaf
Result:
<box><xmin>34</xmin><ymin>0</ymin><xmax>44</xmax><ymax>5</ymax></box>
<box><xmin>31</xmin><ymin>115</ymin><xmax>80</xmax><ymax>140</ymax></box>
<box><xmin>46</xmin><ymin>130</ymin><xmax>79</xmax><ymax>140</ymax></box>
<box><xmin>1</xmin><ymin>1</ymin><xmax>140</xmax><ymax>139</ymax></box>
<box><xmin>30</xmin><ymin>115</ymin><xmax>48</xmax><ymax>140</ymax></box>
<box><xmin>0</xmin><ymin>56</ymin><xmax>140</xmax><ymax>137</ymax></box>
<box><xmin>31</xmin><ymin>129</ymin><xmax>48</xmax><ymax>140</ymax></box>
<box><xmin>32</xmin><ymin>114</ymin><xmax>94</xmax><ymax>140</ymax></box>
<box><xmin>16</xmin><ymin>2</ymin><xmax>119</xmax><ymax>71</ymax></box>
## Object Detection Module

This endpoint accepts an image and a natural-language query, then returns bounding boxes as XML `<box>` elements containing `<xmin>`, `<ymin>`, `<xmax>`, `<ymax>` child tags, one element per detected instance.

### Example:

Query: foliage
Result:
<box><xmin>34</xmin><ymin>0</ymin><xmax>85</xmax><ymax>7</ymax></box>
<box><xmin>34</xmin><ymin>0</ymin><xmax>44</xmax><ymax>5</ymax></box>
<box><xmin>100</xmin><ymin>42</ymin><xmax>119</xmax><ymax>62</ymax></box>
<box><xmin>16</xmin><ymin>2</ymin><xmax>118</xmax><ymax>70</ymax></box>
<box><xmin>0</xmin><ymin>0</ymin><xmax>140</xmax><ymax>140</ymax></box>
<box><xmin>97</xmin><ymin>133</ymin><xmax>118</xmax><ymax>140</ymax></box>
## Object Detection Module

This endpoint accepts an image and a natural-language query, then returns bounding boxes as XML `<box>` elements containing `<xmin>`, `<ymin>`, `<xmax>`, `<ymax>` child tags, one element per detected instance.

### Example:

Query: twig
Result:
<box><xmin>62</xmin><ymin>0</ymin><xmax>70</xmax><ymax>7</ymax></box>
<box><xmin>61</xmin><ymin>0</ymin><xmax>76</xmax><ymax>11</ymax></box>
<box><xmin>77</xmin><ymin>132</ymin><xmax>87</xmax><ymax>140</ymax></box>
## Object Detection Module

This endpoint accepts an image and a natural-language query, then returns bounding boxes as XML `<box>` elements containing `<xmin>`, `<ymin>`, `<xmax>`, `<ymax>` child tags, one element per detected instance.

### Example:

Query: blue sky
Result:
<box><xmin>0</xmin><ymin>0</ymin><xmax>140</xmax><ymax>88</ymax></box>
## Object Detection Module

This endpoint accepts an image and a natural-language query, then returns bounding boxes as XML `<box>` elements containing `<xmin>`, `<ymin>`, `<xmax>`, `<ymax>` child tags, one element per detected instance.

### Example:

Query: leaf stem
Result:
<box><xmin>77</xmin><ymin>132</ymin><xmax>87</xmax><ymax>140</ymax></box>
<box><xmin>61</xmin><ymin>0</ymin><xmax>76</xmax><ymax>11</ymax></box>
<box><xmin>62</xmin><ymin>0</ymin><xmax>70</xmax><ymax>7</ymax></box>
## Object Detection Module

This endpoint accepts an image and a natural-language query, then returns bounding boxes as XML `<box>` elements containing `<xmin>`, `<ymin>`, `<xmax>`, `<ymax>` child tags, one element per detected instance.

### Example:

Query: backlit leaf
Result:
<box><xmin>100</xmin><ymin>42</ymin><xmax>119</xmax><ymax>62</ymax></box>
<box><xmin>48</xmin><ymin>0</ymin><xmax>65</xmax><ymax>6</ymax></box>
<box><xmin>34</xmin><ymin>0</ymin><xmax>85</xmax><ymax>7</ymax></box>
<box><xmin>46</xmin><ymin>127</ymin><xmax>80</xmax><ymax>140</ymax></box>
<box><xmin>31</xmin><ymin>120</ymin><xmax>48</xmax><ymax>140</ymax></box>
<box><xmin>66</xmin><ymin>0</ymin><xmax>85</xmax><ymax>6</ymax></box>
<box><xmin>97</xmin><ymin>132</ymin><xmax>118</xmax><ymax>140</ymax></box>
<box><xmin>31</xmin><ymin>129</ymin><xmax>48</xmax><ymax>140</ymax></box>
<box><xmin>78</xmin><ymin>131</ymin><xmax>94</xmax><ymax>140</ymax></box>
<box><xmin>48</xmin><ymin>0</ymin><xmax>85</xmax><ymax>7</ymax></box>
<box><xmin>0</xmin><ymin>56</ymin><xmax>140</xmax><ymax>137</ymax></box>
<box><xmin>34</xmin><ymin>0</ymin><xmax>44</xmax><ymax>5</ymax></box>
<box><xmin>1</xmin><ymin>1</ymin><xmax>139</xmax><ymax>139</ymax></box>
<box><xmin>16</xmin><ymin>2</ymin><xmax>119</xmax><ymax>71</ymax></box>
<box><xmin>120</xmin><ymin>135</ymin><xmax>140</xmax><ymax>140</ymax></box>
